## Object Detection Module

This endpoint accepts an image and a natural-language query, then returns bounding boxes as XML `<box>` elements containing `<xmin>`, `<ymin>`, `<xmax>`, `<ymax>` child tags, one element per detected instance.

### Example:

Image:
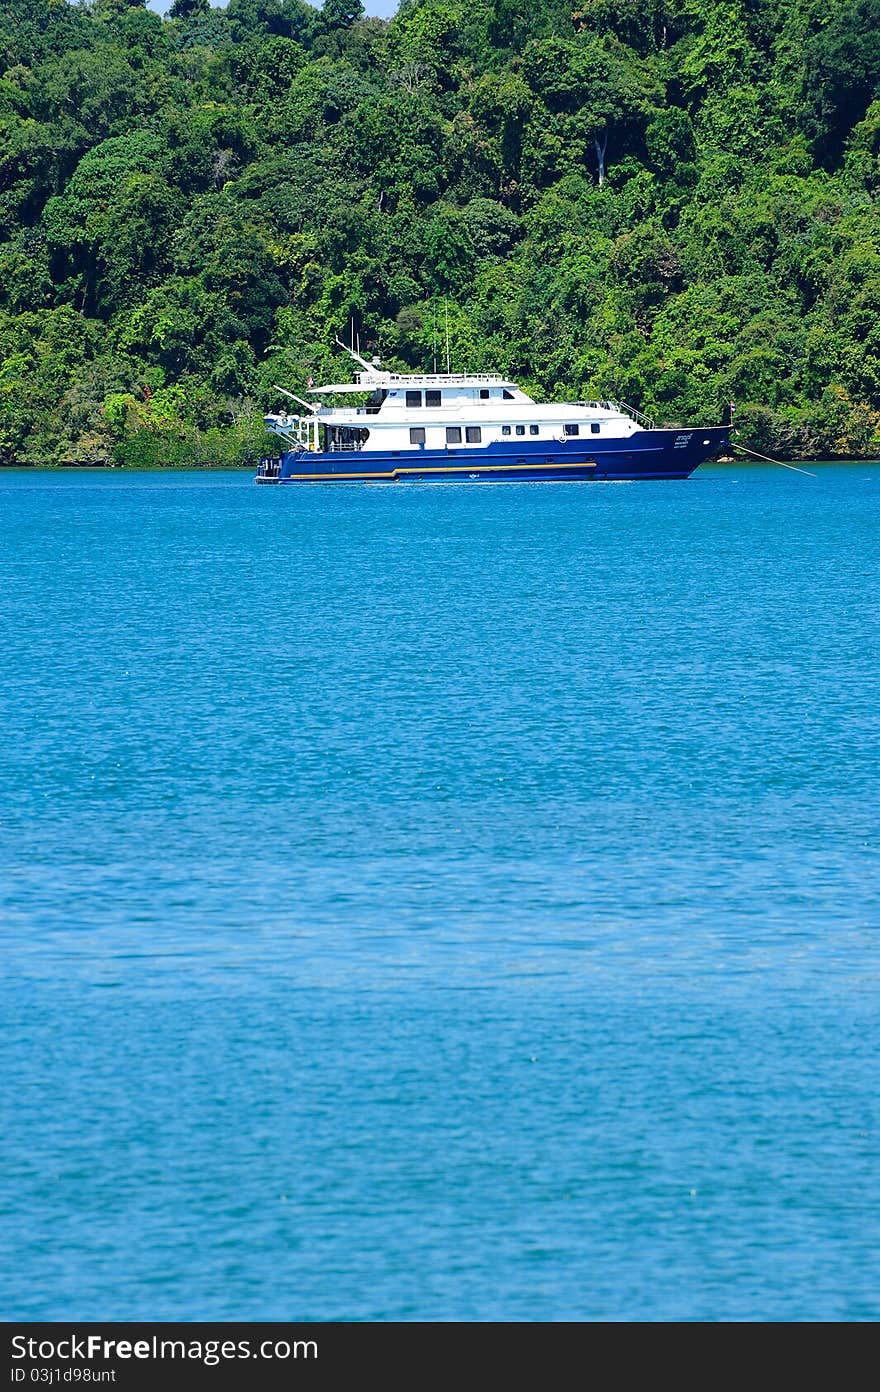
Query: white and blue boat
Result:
<box><xmin>256</xmin><ymin>341</ymin><xmax>729</xmax><ymax>483</ymax></box>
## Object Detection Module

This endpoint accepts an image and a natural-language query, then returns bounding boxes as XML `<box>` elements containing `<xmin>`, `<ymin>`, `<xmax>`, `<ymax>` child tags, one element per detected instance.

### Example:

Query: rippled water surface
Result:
<box><xmin>2</xmin><ymin>464</ymin><xmax>879</xmax><ymax>1320</ymax></box>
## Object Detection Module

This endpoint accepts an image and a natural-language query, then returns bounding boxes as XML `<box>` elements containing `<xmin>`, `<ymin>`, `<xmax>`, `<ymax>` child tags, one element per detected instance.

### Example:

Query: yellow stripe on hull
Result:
<box><xmin>280</xmin><ymin>459</ymin><xmax>599</xmax><ymax>482</ymax></box>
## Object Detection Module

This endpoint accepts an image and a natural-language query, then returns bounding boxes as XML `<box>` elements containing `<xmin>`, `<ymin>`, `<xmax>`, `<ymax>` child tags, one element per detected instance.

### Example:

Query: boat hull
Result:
<box><xmin>255</xmin><ymin>426</ymin><xmax>730</xmax><ymax>484</ymax></box>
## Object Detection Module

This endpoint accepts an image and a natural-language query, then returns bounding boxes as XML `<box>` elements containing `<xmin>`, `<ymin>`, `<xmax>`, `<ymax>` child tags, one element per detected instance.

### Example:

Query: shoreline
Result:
<box><xmin>0</xmin><ymin>462</ymin><xmax>256</xmax><ymax>471</ymax></box>
<box><xmin>2</xmin><ymin>458</ymin><xmax>879</xmax><ymax>472</ymax></box>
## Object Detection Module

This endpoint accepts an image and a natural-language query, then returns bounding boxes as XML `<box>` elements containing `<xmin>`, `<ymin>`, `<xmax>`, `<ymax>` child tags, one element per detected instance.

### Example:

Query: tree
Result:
<box><xmin>522</xmin><ymin>34</ymin><xmax>662</xmax><ymax>186</ymax></box>
<box><xmin>0</xmin><ymin>0</ymin><xmax>879</xmax><ymax>465</ymax></box>
<box><xmin>321</xmin><ymin>0</ymin><xmax>365</xmax><ymax>28</ymax></box>
<box><xmin>645</xmin><ymin>107</ymin><xmax>695</xmax><ymax>177</ymax></box>
<box><xmin>802</xmin><ymin>0</ymin><xmax>880</xmax><ymax>164</ymax></box>
<box><xmin>169</xmin><ymin>0</ymin><xmax>211</xmax><ymax>19</ymax></box>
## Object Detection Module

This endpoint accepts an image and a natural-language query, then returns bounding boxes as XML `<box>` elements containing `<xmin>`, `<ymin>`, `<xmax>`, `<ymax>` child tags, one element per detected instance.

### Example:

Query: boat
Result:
<box><xmin>255</xmin><ymin>341</ymin><xmax>730</xmax><ymax>484</ymax></box>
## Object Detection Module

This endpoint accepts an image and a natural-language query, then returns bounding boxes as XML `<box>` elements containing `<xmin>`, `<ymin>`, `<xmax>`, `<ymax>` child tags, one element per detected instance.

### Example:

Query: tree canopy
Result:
<box><xmin>1</xmin><ymin>0</ymin><xmax>879</xmax><ymax>464</ymax></box>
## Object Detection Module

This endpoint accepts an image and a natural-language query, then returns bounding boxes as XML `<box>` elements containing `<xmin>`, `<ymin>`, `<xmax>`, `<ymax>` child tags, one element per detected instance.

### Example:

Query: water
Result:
<box><xmin>1</xmin><ymin>464</ymin><xmax>878</xmax><ymax>1321</ymax></box>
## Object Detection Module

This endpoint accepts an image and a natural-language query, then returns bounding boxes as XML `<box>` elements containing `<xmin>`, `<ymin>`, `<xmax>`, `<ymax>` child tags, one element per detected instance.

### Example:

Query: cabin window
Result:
<box><xmin>564</xmin><ymin>424</ymin><xmax>580</xmax><ymax>436</ymax></box>
<box><xmin>503</xmin><ymin>389</ymin><xmax>515</xmax><ymax>400</ymax></box>
<box><xmin>501</xmin><ymin>425</ymin><xmax>511</xmax><ymax>436</ymax></box>
<box><xmin>410</xmin><ymin>427</ymin><xmax>426</xmax><ymax>444</ymax></box>
<box><xmin>591</xmin><ymin>423</ymin><xmax>600</xmax><ymax>434</ymax></box>
<box><xmin>426</xmin><ymin>390</ymin><xmax>442</xmax><ymax>408</ymax></box>
<box><xmin>479</xmin><ymin>389</ymin><xmax>490</xmax><ymax>399</ymax></box>
<box><xmin>515</xmin><ymin>425</ymin><xmax>525</xmax><ymax>436</ymax></box>
<box><xmin>406</xmin><ymin>390</ymin><xmax>422</xmax><ymax>408</ymax></box>
<box><xmin>465</xmin><ymin>426</ymin><xmax>482</xmax><ymax>443</ymax></box>
<box><xmin>530</xmin><ymin>424</ymin><xmax>539</xmax><ymax>435</ymax></box>
<box><xmin>446</xmin><ymin>426</ymin><xmax>461</xmax><ymax>444</ymax></box>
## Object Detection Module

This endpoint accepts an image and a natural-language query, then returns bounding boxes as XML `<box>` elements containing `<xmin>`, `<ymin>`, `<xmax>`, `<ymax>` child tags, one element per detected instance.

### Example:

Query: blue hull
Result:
<box><xmin>256</xmin><ymin>426</ymin><xmax>731</xmax><ymax>484</ymax></box>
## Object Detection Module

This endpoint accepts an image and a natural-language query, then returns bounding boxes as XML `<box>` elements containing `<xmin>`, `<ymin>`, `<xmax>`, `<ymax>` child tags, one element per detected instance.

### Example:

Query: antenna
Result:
<box><xmin>444</xmin><ymin>301</ymin><xmax>451</xmax><ymax>375</ymax></box>
<box><xmin>432</xmin><ymin>302</ymin><xmax>437</xmax><ymax>375</ymax></box>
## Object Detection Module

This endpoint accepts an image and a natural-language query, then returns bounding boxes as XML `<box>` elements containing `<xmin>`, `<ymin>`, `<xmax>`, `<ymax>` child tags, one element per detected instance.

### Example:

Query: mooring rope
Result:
<box><xmin>730</xmin><ymin>442</ymin><xmax>817</xmax><ymax>478</ymax></box>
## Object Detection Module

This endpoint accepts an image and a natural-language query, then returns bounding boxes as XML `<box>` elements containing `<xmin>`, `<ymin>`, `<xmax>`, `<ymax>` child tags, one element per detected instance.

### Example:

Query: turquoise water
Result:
<box><xmin>2</xmin><ymin>464</ymin><xmax>879</xmax><ymax>1321</ymax></box>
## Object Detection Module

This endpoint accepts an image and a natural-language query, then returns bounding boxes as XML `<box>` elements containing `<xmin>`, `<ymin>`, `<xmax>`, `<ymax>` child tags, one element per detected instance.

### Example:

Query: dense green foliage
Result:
<box><xmin>1</xmin><ymin>0</ymin><xmax>879</xmax><ymax>464</ymax></box>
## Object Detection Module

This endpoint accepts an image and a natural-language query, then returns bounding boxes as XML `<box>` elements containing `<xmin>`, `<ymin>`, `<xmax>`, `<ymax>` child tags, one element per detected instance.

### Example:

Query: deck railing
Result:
<box><xmin>354</xmin><ymin>371</ymin><xmax>508</xmax><ymax>388</ymax></box>
<box><xmin>618</xmin><ymin>401</ymin><xmax>656</xmax><ymax>430</ymax></box>
<box><xmin>575</xmin><ymin>399</ymin><xmax>655</xmax><ymax>430</ymax></box>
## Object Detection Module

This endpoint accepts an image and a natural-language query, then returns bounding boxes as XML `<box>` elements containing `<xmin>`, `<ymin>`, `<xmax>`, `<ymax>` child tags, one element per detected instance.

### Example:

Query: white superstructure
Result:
<box><xmin>264</xmin><ymin>343</ymin><xmax>652</xmax><ymax>456</ymax></box>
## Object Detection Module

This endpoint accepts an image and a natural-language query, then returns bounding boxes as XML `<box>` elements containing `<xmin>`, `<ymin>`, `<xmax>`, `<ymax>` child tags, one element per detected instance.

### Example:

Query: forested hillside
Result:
<box><xmin>1</xmin><ymin>0</ymin><xmax>879</xmax><ymax>464</ymax></box>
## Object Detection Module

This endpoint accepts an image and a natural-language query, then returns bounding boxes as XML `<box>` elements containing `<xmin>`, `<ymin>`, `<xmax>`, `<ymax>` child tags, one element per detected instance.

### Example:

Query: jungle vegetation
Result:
<box><xmin>1</xmin><ymin>0</ymin><xmax>879</xmax><ymax>465</ymax></box>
